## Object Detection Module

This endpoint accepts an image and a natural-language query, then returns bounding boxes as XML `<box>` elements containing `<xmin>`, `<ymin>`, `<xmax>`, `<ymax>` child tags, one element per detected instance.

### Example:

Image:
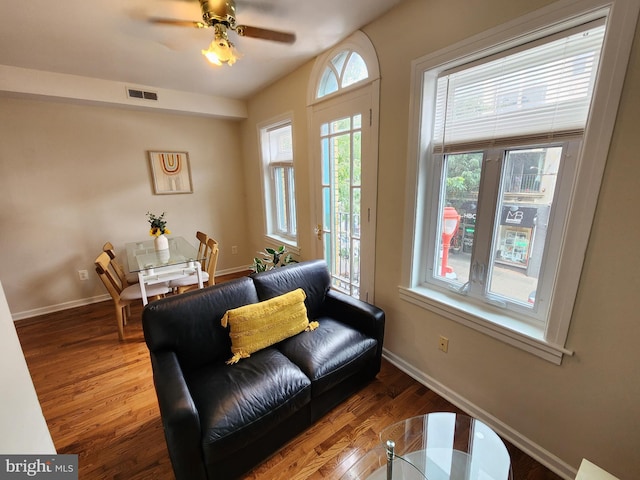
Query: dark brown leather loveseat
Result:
<box><xmin>142</xmin><ymin>260</ymin><xmax>385</xmax><ymax>480</ymax></box>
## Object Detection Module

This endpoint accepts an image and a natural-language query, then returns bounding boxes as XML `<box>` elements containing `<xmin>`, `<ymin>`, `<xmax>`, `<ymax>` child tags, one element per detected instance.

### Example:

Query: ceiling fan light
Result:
<box><xmin>201</xmin><ymin>39</ymin><xmax>239</xmax><ymax>66</ymax></box>
<box><xmin>202</xmin><ymin>46</ymin><xmax>223</xmax><ymax>66</ymax></box>
<box><xmin>201</xmin><ymin>24</ymin><xmax>240</xmax><ymax>66</ymax></box>
<box><xmin>227</xmin><ymin>44</ymin><xmax>240</xmax><ymax>66</ymax></box>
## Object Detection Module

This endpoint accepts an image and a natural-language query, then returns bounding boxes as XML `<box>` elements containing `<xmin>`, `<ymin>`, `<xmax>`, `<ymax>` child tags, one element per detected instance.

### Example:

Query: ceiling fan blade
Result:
<box><xmin>149</xmin><ymin>17</ymin><xmax>209</xmax><ymax>28</ymax></box>
<box><xmin>236</xmin><ymin>25</ymin><xmax>296</xmax><ymax>44</ymax></box>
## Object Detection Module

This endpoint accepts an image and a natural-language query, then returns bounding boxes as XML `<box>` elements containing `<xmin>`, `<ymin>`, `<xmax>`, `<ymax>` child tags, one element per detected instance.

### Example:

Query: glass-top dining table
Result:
<box><xmin>125</xmin><ymin>236</ymin><xmax>205</xmax><ymax>305</ymax></box>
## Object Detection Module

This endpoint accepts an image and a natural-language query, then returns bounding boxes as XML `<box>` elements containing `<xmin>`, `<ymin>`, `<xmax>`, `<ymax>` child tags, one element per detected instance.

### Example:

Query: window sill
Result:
<box><xmin>398</xmin><ymin>285</ymin><xmax>572</xmax><ymax>365</ymax></box>
<box><xmin>263</xmin><ymin>235</ymin><xmax>300</xmax><ymax>256</ymax></box>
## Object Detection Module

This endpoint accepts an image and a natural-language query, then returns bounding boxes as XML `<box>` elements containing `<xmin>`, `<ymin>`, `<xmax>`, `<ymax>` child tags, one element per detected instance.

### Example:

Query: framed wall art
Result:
<box><xmin>148</xmin><ymin>151</ymin><xmax>193</xmax><ymax>194</ymax></box>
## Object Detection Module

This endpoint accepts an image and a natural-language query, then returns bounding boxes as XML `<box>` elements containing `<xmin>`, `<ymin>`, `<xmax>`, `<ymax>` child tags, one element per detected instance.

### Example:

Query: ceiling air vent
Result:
<box><xmin>126</xmin><ymin>87</ymin><xmax>158</xmax><ymax>101</ymax></box>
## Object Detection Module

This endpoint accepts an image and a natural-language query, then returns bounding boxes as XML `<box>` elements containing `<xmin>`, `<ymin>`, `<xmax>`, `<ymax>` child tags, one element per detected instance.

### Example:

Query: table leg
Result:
<box><xmin>138</xmin><ymin>271</ymin><xmax>149</xmax><ymax>306</ymax></box>
<box><xmin>386</xmin><ymin>440</ymin><xmax>395</xmax><ymax>480</ymax></box>
<box><xmin>196</xmin><ymin>263</ymin><xmax>204</xmax><ymax>289</ymax></box>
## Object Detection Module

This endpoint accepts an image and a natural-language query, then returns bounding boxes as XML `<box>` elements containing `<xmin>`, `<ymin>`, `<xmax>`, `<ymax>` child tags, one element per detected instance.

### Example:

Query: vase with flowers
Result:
<box><xmin>147</xmin><ymin>212</ymin><xmax>171</xmax><ymax>251</ymax></box>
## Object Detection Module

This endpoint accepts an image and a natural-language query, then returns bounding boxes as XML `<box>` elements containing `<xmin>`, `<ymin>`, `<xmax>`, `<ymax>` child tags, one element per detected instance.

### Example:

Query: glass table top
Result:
<box><xmin>342</xmin><ymin>412</ymin><xmax>512</xmax><ymax>480</ymax></box>
<box><xmin>125</xmin><ymin>236</ymin><xmax>201</xmax><ymax>273</ymax></box>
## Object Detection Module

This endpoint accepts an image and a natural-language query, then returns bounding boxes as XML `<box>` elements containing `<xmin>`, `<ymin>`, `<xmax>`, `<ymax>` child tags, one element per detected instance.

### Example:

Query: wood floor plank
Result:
<box><xmin>15</xmin><ymin>278</ymin><xmax>563</xmax><ymax>480</ymax></box>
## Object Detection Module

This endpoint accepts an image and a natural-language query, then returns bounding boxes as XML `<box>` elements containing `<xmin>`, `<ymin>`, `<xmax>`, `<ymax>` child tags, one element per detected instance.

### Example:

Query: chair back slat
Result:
<box><xmin>203</xmin><ymin>238</ymin><xmax>219</xmax><ymax>286</ymax></box>
<box><xmin>102</xmin><ymin>242</ymin><xmax>116</xmax><ymax>259</ymax></box>
<box><xmin>102</xmin><ymin>242</ymin><xmax>131</xmax><ymax>286</ymax></box>
<box><xmin>195</xmin><ymin>231</ymin><xmax>209</xmax><ymax>268</ymax></box>
<box><xmin>95</xmin><ymin>252</ymin><xmax>124</xmax><ymax>298</ymax></box>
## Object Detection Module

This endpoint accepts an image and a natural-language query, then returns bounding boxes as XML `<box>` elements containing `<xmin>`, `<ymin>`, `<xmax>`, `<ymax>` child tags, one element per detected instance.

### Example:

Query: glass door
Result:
<box><xmin>312</xmin><ymin>90</ymin><xmax>377</xmax><ymax>301</ymax></box>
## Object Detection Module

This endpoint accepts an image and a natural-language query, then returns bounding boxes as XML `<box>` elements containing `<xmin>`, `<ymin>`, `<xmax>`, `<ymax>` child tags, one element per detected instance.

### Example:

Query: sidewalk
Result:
<box><xmin>447</xmin><ymin>252</ymin><xmax>537</xmax><ymax>303</ymax></box>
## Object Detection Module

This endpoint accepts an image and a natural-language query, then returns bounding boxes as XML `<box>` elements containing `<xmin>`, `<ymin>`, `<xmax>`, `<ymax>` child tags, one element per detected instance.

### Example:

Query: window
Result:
<box><xmin>308</xmin><ymin>30</ymin><xmax>379</xmax><ymax>105</ymax></box>
<box><xmin>401</xmin><ymin>1</ymin><xmax>638</xmax><ymax>363</ymax></box>
<box><xmin>429</xmin><ymin>19</ymin><xmax>604</xmax><ymax>318</ymax></box>
<box><xmin>259</xmin><ymin>120</ymin><xmax>297</xmax><ymax>244</ymax></box>
<box><xmin>317</xmin><ymin>51</ymin><xmax>369</xmax><ymax>99</ymax></box>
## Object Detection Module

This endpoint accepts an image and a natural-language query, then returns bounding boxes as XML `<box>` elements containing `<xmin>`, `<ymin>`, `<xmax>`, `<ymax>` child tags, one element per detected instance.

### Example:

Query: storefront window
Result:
<box><xmin>487</xmin><ymin>146</ymin><xmax>561</xmax><ymax>305</ymax></box>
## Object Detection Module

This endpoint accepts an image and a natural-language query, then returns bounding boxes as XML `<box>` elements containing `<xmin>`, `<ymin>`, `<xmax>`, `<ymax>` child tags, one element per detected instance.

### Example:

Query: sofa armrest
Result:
<box><xmin>150</xmin><ymin>351</ymin><xmax>207</xmax><ymax>480</ymax></box>
<box><xmin>321</xmin><ymin>289</ymin><xmax>385</xmax><ymax>367</ymax></box>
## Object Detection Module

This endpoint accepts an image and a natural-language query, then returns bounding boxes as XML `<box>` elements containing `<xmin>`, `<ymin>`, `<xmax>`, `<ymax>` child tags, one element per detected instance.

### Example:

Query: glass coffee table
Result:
<box><xmin>342</xmin><ymin>412</ymin><xmax>512</xmax><ymax>480</ymax></box>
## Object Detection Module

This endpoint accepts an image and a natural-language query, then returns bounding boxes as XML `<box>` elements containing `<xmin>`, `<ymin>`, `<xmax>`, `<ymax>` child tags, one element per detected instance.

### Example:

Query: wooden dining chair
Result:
<box><xmin>195</xmin><ymin>231</ymin><xmax>209</xmax><ymax>262</ymax></box>
<box><xmin>94</xmin><ymin>252</ymin><xmax>170</xmax><ymax>340</ymax></box>
<box><xmin>170</xmin><ymin>237</ymin><xmax>219</xmax><ymax>294</ymax></box>
<box><xmin>102</xmin><ymin>242</ymin><xmax>138</xmax><ymax>285</ymax></box>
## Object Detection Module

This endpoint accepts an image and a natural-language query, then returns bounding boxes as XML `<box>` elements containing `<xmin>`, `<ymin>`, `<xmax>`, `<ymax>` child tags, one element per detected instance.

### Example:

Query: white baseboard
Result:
<box><xmin>12</xmin><ymin>294</ymin><xmax>111</xmax><ymax>322</ymax></box>
<box><xmin>382</xmin><ymin>348</ymin><xmax>577</xmax><ymax>480</ymax></box>
<box><xmin>12</xmin><ymin>266</ymin><xmax>252</xmax><ymax>322</ymax></box>
<box><xmin>216</xmin><ymin>265</ymin><xmax>252</xmax><ymax>276</ymax></box>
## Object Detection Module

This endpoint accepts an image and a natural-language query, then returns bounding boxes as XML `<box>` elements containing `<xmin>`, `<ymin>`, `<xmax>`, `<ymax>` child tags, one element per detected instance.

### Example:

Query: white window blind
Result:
<box><xmin>433</xmin><ymin>20</ymin><xmax>605</xmax><ymax>153</ymax></box>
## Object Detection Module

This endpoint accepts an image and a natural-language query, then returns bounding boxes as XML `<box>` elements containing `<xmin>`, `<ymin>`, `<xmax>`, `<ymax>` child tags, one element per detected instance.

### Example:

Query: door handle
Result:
<box><xmin>314</xmin><ymin>224</ymin><xmax>322</xmax><ymax>240</ymax></box>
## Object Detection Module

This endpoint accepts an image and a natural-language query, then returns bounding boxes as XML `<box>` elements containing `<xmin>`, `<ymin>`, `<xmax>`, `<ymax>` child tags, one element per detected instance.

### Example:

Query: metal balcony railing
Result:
<box><xmin>504</xmin><ymin>173</ymin><xmax>541</xmax><ymax>193</ymax></box>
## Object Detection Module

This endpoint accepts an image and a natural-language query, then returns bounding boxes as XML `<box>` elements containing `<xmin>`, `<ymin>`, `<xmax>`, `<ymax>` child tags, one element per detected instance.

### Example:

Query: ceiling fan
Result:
<box><xmin>150</xmin><ymin>0</ymin><xmax>296</xmax><ymax>66</ymax></box>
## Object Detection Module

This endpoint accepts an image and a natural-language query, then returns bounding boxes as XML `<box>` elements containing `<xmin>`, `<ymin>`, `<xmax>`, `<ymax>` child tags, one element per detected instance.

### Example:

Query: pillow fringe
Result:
<box><xmin>226</xmin><ymin>322</ymin><xmax>319</xmax><ymax>365</ymax></box>
<box><xmin>226</xmin><ymin>349</ymin><xmax>250</xmax><ymax>365</ymax></box>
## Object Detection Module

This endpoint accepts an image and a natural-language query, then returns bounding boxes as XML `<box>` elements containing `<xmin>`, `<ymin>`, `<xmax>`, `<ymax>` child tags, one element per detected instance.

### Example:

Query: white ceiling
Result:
<box><xmin>0</xmin><ymin>0</ymin><xmax>404</xmax><ymax>100</ymax></box>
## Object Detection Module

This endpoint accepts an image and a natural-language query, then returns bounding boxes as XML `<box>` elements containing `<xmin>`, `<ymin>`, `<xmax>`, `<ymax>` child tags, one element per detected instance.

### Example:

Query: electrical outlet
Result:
<box><xmin>78</xmin><ymin>269</ymin><xmax>89</xmax><ymax>281</ymax></box>
<box><xmin>231</xmin><ymin>246</ymin><xmax>238</xmax><ymax>255</ymax></box>
<box><xmin>438</xmin><ymin>335</ymin><xmax>449</xmax><ymax>353</ymax></box>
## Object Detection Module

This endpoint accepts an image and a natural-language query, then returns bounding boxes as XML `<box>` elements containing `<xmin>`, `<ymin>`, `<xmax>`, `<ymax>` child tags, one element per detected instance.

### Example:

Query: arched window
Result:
<box><xmin>308</xmin><ymin>31</ymin><xmax>379</xmax><ymax>105</ymax></box>
<box><xmin>317</xmin><ymin>51</ymin><xmax>369</xmax><ymax>98</ymax></box>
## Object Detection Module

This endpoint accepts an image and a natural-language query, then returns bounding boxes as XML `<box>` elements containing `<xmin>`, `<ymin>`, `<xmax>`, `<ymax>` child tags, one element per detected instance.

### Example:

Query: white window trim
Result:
<box><xmin>400</xmin><ymin>0</ymin><xmax>640</xmax><ymax>364</ymax></box>
<box><xmin>257</xmin><ymin>113</ymin><xmax>298</xmax><ymax>247</ymax></box>
<box><xmin>307</xmin><ymin>30</ymin><xmax>380</xmax><ymax>106</ymax></box>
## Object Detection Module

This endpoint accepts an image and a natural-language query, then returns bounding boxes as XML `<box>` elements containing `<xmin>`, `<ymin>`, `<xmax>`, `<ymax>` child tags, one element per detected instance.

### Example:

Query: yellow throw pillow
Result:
<box><xmin>221</xmin><ymin>288</ymin><xmax>319</xmax><ymax>364</ymax></box>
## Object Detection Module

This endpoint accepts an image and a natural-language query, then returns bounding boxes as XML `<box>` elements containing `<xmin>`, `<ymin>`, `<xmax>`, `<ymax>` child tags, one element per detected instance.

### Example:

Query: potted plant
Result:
<box><xmin>252</xmin><ymin>245</ymin><xmax>298</xmax><ymax>272</ymax></box>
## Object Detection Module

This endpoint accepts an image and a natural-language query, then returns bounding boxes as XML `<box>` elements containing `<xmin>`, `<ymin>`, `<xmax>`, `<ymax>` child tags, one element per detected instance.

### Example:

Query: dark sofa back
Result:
<box><xmin>144</xmin><ymin>260</ymin><xmax>332</xmax><ymax>371</ymax></box>
<box><xmin>251</xmin><ymin>259</ymin><xmax>331</xmax><ymax>319</ymax></box>
<box><xmin>143</xmin><ymin>276</ymin><xmax>259</xmax><ymax>371</ymax></box>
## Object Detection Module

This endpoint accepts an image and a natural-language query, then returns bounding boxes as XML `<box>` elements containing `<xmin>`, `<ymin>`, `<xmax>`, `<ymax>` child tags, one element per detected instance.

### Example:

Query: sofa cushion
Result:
<box><xmin>221</xmin><ymin>288</ymin><xmax>319</xmax><ymax>364</ymax></box>
<box><xmin>185</xmin><ymin>348</ymin><xmax>311</xmax><ymax>464</ymax></box>
<box><xmin>277</xmin><ymin>317</ymin><xmax>377</xmax><ymax>397</ymax></box>
<box><xmin>251</xmin><ymin>260</ymin><xmax>331</xmax><ymax>318</ymax></box>
<box><xmin>143</xmin><ymin>276</ymin><xmax>259</xmax><ymax>371</ymax></box>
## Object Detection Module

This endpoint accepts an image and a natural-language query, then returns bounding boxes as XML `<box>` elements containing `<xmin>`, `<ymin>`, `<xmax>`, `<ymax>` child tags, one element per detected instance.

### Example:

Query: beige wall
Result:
<box><xmin>0</xmin><ymin>97</ymin><xmax>249</xmax><ymax>316</ymax></box>
<box><xmin>242</xmin><ymin>0</ymin><xmax>640</xmax><ymax>477</ymax></box>
<box><xmin>240</xmin><ymin>62</ymin><xmax>315</xmax><ymax>260</ymax></box>
<box><xmin>1</xmin><ymin>0</ymin><xmax>638</xmax><ymax>475</ymax></box>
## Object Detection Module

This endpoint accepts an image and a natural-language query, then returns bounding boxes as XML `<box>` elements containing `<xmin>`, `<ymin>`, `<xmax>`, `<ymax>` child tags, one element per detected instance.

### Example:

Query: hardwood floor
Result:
<box><xmin>16</xmin><ymin>276</ymin><xmax>562</xmax><ymax>480</ymax></box>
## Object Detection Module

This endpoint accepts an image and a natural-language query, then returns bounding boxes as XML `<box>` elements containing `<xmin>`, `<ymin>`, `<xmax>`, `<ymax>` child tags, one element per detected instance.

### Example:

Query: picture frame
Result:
<box><xmin>148</xmin><ymin>151</ymin><xmax>193</xmax><ymax>194</ymax></box>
